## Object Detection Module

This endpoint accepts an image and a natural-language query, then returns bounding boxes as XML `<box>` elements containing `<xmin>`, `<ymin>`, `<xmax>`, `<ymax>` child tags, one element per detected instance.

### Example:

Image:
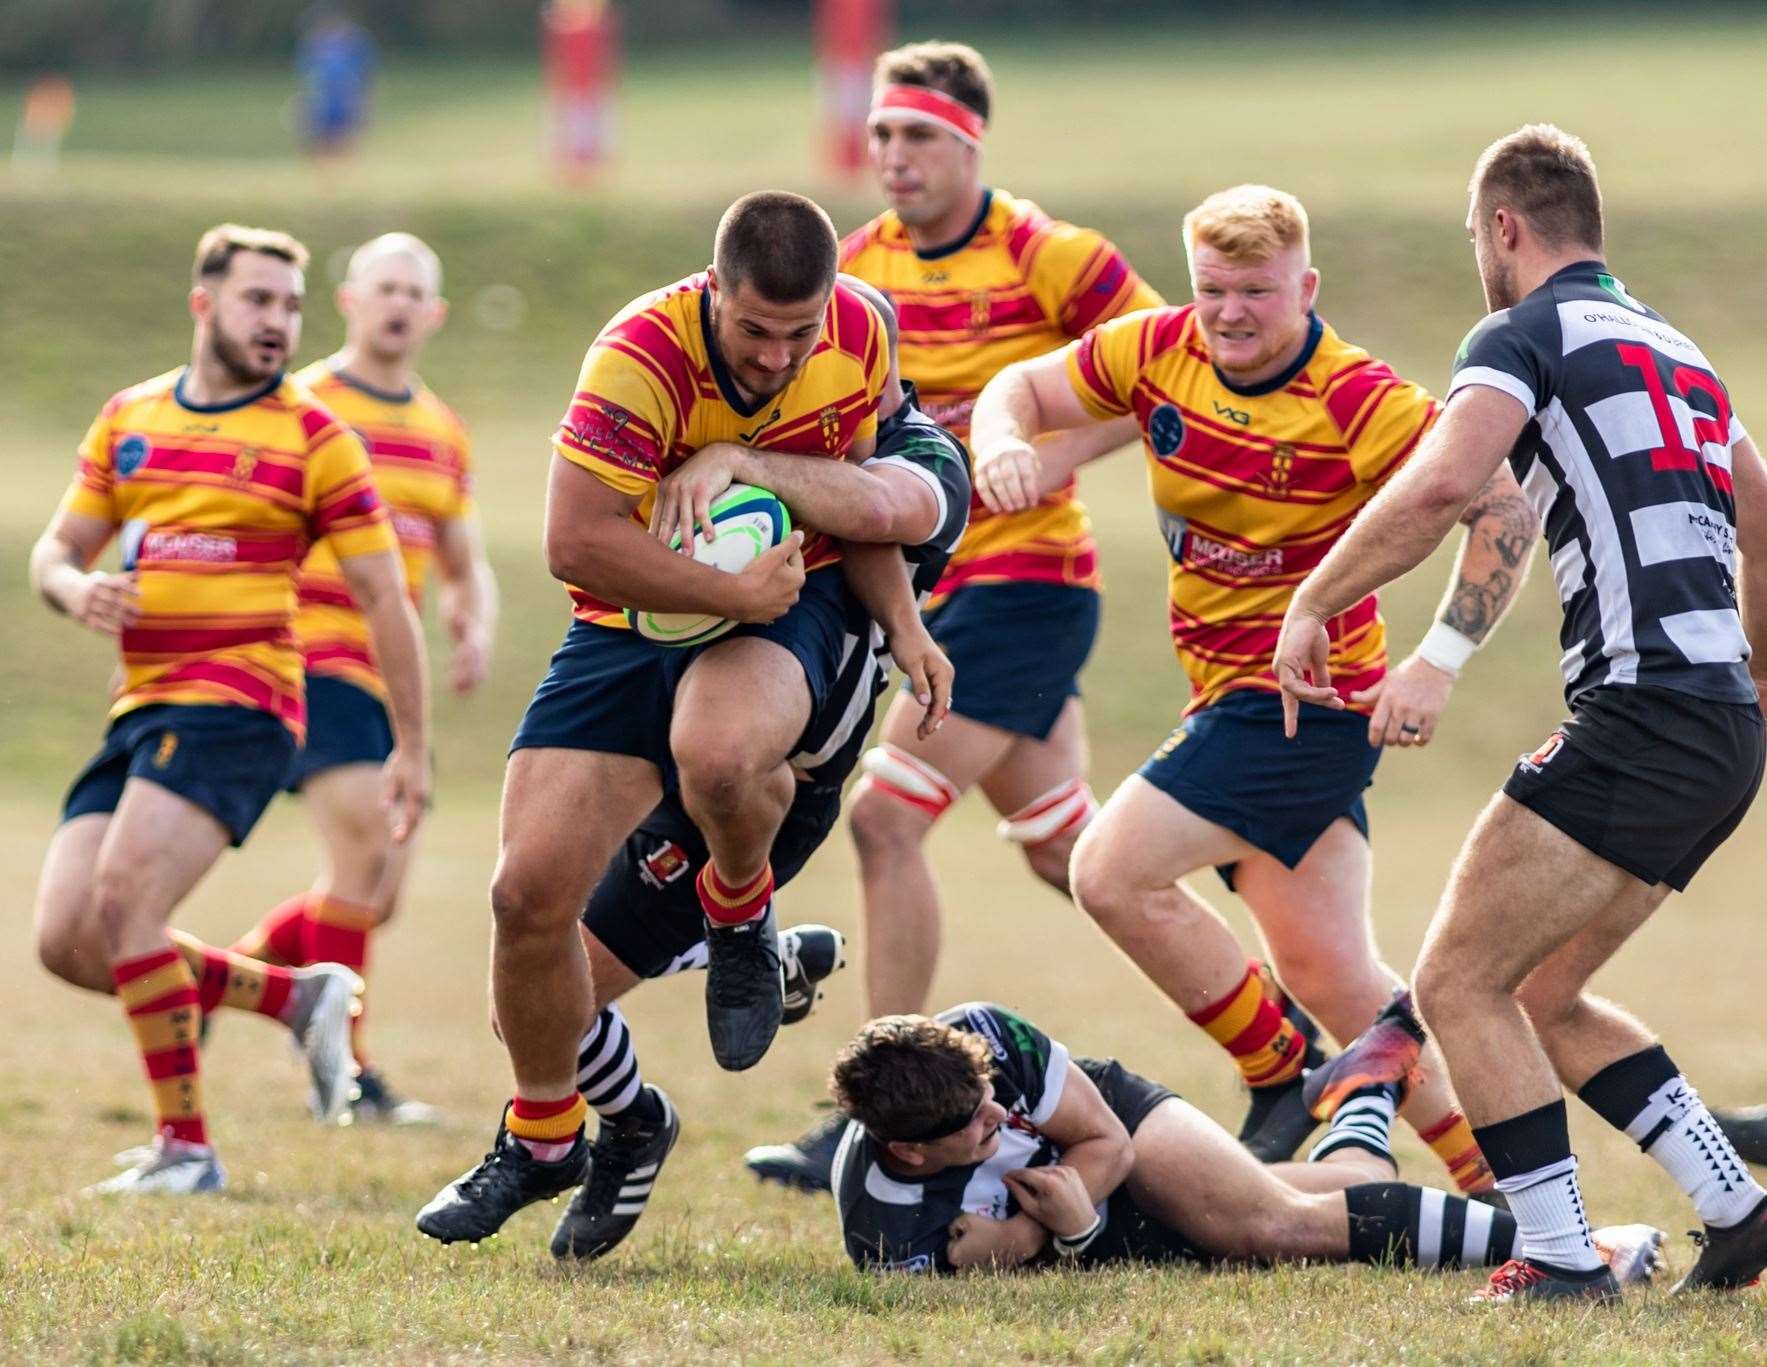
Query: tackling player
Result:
<box><xmin>1276</xmin><ymin>125</ymin><xmax>1767</xmax><ymax>1303</ymax></box>
<box><xmin>969</xmin><ymin>185</ymin><xmax>1520</xmax><ymax>1194</ymax></box>
<box><xmin>827</xmin><ymin>1003</ymin><xmax>1662</xmax><ymax>1281</ymax></box>
<box><xmin>28</xmin><ymin>225</ymin><xmax>430</xmax><ymax>1193</ymax></box>
<box><xmin>230</xmin><ymin>233</ymin><xmax>496</xmax><ymax>1125</ymax></box>
<box><xmin>755</xmin><ymin>39</ymin><xmax>1159</xmax><ymax>1190</ymax></box>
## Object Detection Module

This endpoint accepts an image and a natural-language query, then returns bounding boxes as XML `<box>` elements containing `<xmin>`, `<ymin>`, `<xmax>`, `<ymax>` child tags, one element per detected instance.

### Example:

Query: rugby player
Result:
<box><xmin>28</xmin><ymin>225</ymin><xmax>431</xmax><ymax>1193</ymax></box>
<box><xmin>828</xmin><ymin>1003</ymin><xmax>1663</xmax><ymax>1281</ymax></box>
<box><xmin>1275</xmin><ymin>125</ymin><xmax>1767</xmax><ymax>1301</ymax></box>
<box><xmin>230</xmin><ymin>233</ymin><xmax>495</xmax><ymax>1125</ymax></box>
<box><xmin>416</xmin><ymin>192</ymin><xmax>939</xmax><ymax>1242</ymax></box>
<box><xmin>754</xmin><ymin>39</ymin><xmax>1161</xmax><ymax>1190</ymax></box>
<box><xmin>968</xmin><ymin>186</ymin><xmax>1514</xmax><ymax>1193</ymax></box>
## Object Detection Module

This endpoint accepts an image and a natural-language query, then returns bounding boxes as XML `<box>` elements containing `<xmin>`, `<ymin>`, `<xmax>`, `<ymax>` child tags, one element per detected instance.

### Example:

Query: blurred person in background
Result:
<box><xmin>231</xmin><ymin>233</ymin><xmax>496</xmax><ymax>1126</ymax></box>
<box><xmin>297</xmin><ymin>6</ymin><xmax>376</xmax><ymax>159</ymax></box>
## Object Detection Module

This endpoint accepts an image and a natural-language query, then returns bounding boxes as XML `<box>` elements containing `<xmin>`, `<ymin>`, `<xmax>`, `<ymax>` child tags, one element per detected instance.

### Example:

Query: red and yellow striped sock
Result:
<box><xmin>113</xmin><ymin>944</ymin><xmax>207</xmax><ymax>1146</ymax></box>
<box><xmin>301</xmin><ymin>896</ymin><xmax>376</xmax><ymax>1065</ymax></box>
<box><xmin>696</xmin><ymin>862</ymin><xmax>774</xmax><ymax>927</ymax></box>
<box><xmin>169</xmin><ymin>930</ymin><xmax>296</xmax><ymax>1022</ymax></box>
<box><xmin>1188</xmin><ymin>959</ymin><xmax>1307</xmax><ymax>1089</ymax></box>
<box><xmin>506</xmin><ymin>1093</ymin><xmax>587</xmax><ymax>1162</ymax></box>
<box><xmin>1419</xmin><ymin>1109</ymin><xmax>1496</xmax><ymax>1193</ymax></box>
<box><xmin>232</xmin><ymin>893</ymin><xmax>314</xmax><ymax>966</ymax></box>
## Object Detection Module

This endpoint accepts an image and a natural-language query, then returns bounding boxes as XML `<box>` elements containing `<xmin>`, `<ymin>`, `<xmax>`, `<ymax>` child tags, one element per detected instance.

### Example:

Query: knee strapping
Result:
<box><xmin>857</xmin><ymin>744</ymin><xmax>961</xmax><ymax>822</ymax></box>
<box><xmin>997</xmin><ymin>778</ymin><xmax>1097</xmax><ymax>846</ymax></box>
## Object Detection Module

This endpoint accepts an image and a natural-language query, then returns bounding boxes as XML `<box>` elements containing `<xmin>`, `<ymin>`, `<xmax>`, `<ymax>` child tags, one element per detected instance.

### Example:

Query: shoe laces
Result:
<box><xmin>1480</xmin><ymin>1259</ymin><xmax>1546</xmax><ymax>1299</ymax></box>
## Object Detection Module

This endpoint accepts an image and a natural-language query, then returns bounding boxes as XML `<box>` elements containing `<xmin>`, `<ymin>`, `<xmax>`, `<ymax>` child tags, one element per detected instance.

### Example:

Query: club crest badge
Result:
<box><xmin>1149</xmin><ymin>403</ymin><xmax>1185</xmax><ymax>457</ymax></box>
<box><xmin>114</xmin><ymin>433</ymin><xmax>151</xmax><ymax>478</ymax></box>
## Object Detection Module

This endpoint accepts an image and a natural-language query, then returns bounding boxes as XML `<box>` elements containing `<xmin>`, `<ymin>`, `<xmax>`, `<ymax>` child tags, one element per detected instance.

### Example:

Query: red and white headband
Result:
<box><xmin>868</xmin><ymin>84</ymin><xmax>986</xmax><ymax>147</ymax></box>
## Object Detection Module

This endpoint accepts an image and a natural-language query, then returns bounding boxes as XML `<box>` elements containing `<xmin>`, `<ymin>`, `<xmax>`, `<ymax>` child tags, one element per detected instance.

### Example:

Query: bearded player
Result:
<box><xmin>230</xmin><ymin>233</ymin><xmax>497</xmax><ymax>1125</ymax></box>
<box><xmin>969</xmin><ymin>185</ymin><xmax>1528</xmax><ymax>1198</ymax></box>
<box><xmin>1277</xmin><ymin>125</ymin><xmax>1767</xmax><ymax>1302</ymax></box>
<box><xmin>751</xmin><ymin>39</ymin><xmax>1161</xmax><ymax>1190</ymax></box>
<box><xmin>28</xmin><ymin>225</ymin><xmax>430</xmax><ymax>1193</ymax></box>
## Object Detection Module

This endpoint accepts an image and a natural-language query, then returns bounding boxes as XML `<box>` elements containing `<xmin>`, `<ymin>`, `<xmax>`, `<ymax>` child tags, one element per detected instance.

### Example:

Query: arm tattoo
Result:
<box><xmin>1439</xmin><ymin>475</ymin><xmax>1540</xmax><ymax>645</ymax></box>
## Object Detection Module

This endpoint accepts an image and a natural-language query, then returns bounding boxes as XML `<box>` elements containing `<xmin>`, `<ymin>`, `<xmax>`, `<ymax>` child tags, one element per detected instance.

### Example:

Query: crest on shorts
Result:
<box><xmin>114</xmin><ymin>433</ymin><xmax>151</xmax><ymax>478</ymax></box>
<box><xmin>1517</xmin><ymin>731</ymin><xmax>1566</xmax><ymax>774</ymax></box>
<box><xmin>1149</xmin><ymin>403</ymin><xmax>1185</xmax><ymax>457</ymax></box>
<box><xmin>819</xmin><ymin>404</ymin><xmax>842</xmax><ymax>452</ymax></box>
<box><xmin>153</xmin><ymin>732</ymin><xmax>180</xmax><ymax>769</ymax></box>
<box><xmin>639</xmin><ymin>840</ymin><xmax>691</xmax><ymax>889</ymax></box>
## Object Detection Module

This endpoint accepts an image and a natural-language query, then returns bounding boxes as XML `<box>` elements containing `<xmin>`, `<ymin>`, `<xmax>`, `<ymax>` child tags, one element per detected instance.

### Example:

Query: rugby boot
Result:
<box><xmin>780</xmin><ymin>924</ymin><xmax>846</xmax><ymax>1027</ymax></box>
<box><xmin>704</xmin><ymin>903</ymin><xmax>784</xmax><ymax>1071</ymax></box>
<box><xmin>1237</xmin><ymin>979</ymin><xmax>1325</xmax><ymax>1162</ymax></box>
<box><xmin>1712</xmin><ymin>1105</ymin><xmax>1767</xmax><ymax>1166</ymax></box>
<box><xmin>745</xmin><ymin>1107</ymin><xmax>851</xmax><ymax>1193</ymax></box>
<box><xmin>1304</xmin><ymin>988</ymin><xmax>1427</xmax><ymax>1122</ymax></box>
<box><xmin>1673</xmin><ymin>1191</ymin><xmax>1767</xmax><ymax>1292</ymax></box>
<box><xmin>1593</xmin><ymin>1224</ymin><xmax>1667</xmax><ymax>1287</ymax></box>
<box><xmin>1471</xmin><ymin>1258</ymin><xmax>1622</xmax><ymax>1304</ymax></box>
<box><xmin>346</xmin><ymin>1067</ymin><xmax>441</xmax><ymax>1127</ymax></box>
<box><xmin>416</xmin><ymin>1122</ymin><xmax>590</xmax><ymax>1245</ymax></box>
<box><xmin>550</xmin><ymin>1086</ymin><xmax>680</xmax><ymax>1261</ymax></box>
<box><xmin>284</xmin><ymin>962</ymin><xmax>364</xmax><ymax>1123</ymax></box>
<box><xmin>85</xmin><ymin>1136</ymin><xmax>226</xmax><ymax>1196</ymax></box>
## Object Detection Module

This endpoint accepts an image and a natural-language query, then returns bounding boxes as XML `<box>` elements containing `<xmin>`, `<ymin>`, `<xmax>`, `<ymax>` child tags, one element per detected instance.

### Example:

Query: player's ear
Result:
<box><xmin>1299</xmin><ymin>267</ymin><xmax>1321</xmax><ymax>313</ymax></box>
<box><xmin>188</xmin><ymin>285</ymin><xmax>211</xmax><ymax>324</ymax></box>
<box><xmin>705</xmin><ymin>265</ymin><xmax>719</xmax><ymax>298</ymax></box>
<box><xmin>335</xmin><ymin>281</ymin><xmax>354</xmax><ymax>319</ymax></box>
<box><xmin>427</xmin><ymin>296</ymin><xmax>450</xmax><ymax>331</ymax></box>
<box><xmin>884</xmin><ymin>1140</ymin><xmax>925</xmax><ymax>1169</ymax></box>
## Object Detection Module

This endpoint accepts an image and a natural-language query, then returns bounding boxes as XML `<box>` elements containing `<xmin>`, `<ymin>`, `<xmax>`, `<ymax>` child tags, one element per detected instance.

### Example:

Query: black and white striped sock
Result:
<box><xmin>1346</xmin><ymin>1182</ymin><xmax>1518</xmax><ymax>1269</ymax></box>
<box><xmin>1309</xmin><ymin>1081</ymin><xmax>1401</xmax><ymax>1166</ymax></box>
<box><xmin>576</xmin><ymin>1004</ymin><xmax>645</xmax><ymax>1121</ymax></box>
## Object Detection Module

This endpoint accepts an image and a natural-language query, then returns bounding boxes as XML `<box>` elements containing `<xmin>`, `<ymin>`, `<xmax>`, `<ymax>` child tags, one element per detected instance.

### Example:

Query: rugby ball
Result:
<box><xmin>626</xmin><ymin>483</ymin><xmax>791</xmax><ymax>646</ymax></box>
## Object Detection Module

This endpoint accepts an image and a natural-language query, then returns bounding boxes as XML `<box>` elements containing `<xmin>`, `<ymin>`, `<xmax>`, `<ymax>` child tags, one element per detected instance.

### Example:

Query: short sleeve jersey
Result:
<box><xmin>552</xmin><ymin>273</ymin><xmax>889</xmax><ymax>626</ymax></box>
<box><xmin>291</xmin><ymin>360</ymin><xmax>473</xmax><ymax>698</ymax></box>
<box><xmin>59</xmin><ymin>368</ymin><xmax>394</xmax><ymax>740</ymax></box>
<box><xmin>840</xmin><ymin>189</ymin><xmax>1162</xmax><ymax>603</ymax></box>
<box><xmin>1067</xmin><ymin>305</ymin><xmax>1439</xmax><ymax>713</ymax></box>
<box><xmin>831</xmin><ymin>1003</ymin><xmax>1073</xmax><ymax>1275</ymax></box>
<box><xmin>1449</xmin><ymin>262</ymin><xmax>1754</xmax><ymax>705</ymax></box>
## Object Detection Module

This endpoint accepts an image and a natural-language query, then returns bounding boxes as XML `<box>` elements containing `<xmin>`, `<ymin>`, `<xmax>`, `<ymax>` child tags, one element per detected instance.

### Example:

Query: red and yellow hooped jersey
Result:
<box><xmin>553</xmin><ymin>272</ymin><xmax>888</xmax><ymax>626</ymax></box>
<box><xmin>291</xmin><ymin>361</ymin><xmax>473</xmax><ymax>698</ymax></box>
<box><xmin>59</xmin><ymin>368</ymin><xmax>394</xmax><ymax>739</ymax></box>
<box><xmin>840</xmin><ymin>188</ymin><xmax>1162</xmax><ymax>601</ymax></box>
<box><xmin>1067</xmin><ymin>305</ymin><xmax>1439</xmax><ymax>712</ymax></box>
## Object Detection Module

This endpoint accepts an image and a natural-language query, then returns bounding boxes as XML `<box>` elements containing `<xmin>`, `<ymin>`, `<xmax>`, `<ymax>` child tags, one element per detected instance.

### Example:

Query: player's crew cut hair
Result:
<box><xmin>873</xmin><ymin>40</ymin><xmax>994</xmax><ymax>121</ymax></box>
<box><xmin>347</xmin><ymin>231</ymin><xmax>443</xmax><ymax>293</ymax></box>
<box><xmin>713</xmin><ymin>191</ymin><xmax>839</xmax><ymax>304</ymax></box>
<box><xmin>193</xmin><ymin>224</ymin><xmax>310</xmax><ymax>284</ymax></box>
<box><xmin>831</xmin><ymin>1015</ymin><xmax>992</xmax><ymax>1141</ymax></box>
<box><xmin>1183</xmin><ymin>185</ymin><xmax>1311</xmax><ymax>266</ymax></box>
<box><xmin>1471</xmin><ymin>123</ymin><xmax>1604</xmax><ymax>253</ymax></box>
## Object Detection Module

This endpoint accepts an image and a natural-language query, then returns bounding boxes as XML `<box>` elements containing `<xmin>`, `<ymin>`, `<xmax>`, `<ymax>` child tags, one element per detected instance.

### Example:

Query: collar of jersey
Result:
<box><xmin>700</xmin><ymin>287</ymin><xmax>773</xmax><ymax>418</ymax></box>
<box><xmin>1211</xmin><ymin>311</ymin><xmax>1324</xmax><ymax>398</ymax></box>
<box><xmin>911</xmin><ymin>188</ymin><xmax>994</xmax><ymax>262</ymax></box>
<box><xmin>329</xmin><ymin>363</ymin><xmax>414</xmax><ymax>404</ymax></box>
<box><xmin>174</xmin><ymin>367</ymin><xmax>282</xmax><ymax>413</ymax></box>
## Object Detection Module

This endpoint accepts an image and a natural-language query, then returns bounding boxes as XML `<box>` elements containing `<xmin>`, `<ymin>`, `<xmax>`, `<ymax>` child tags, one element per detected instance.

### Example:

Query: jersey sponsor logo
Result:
<box><xmin>1597</xmin><ymin>273</ymin><xmax>1644</xmax><ymax>312</ymax></box>
<box><xmin>1517</xmin><ymin>731</ymin><xmax>1566</xmax><ymax>774</ymax></box>
<box><xmin>920</xmin><ymin>269</ymin><xmax>950</xmax><ymax>286</ymax></box>
<box><xmin>639</xmin><ymin>839</ymin><xmax>692</xmax><ymax>890</ymax></box>
<box><xmin>878</xmin><ymin>1253</ymin><xmax>934</xmax><ymax>1273</ymax></box>
<box><xmin>1149</xmin><ymin>403</ymin><xmax>1185</xmax><ymax>457</ymax></box>
<box><xmin>965</xmin><ymin>1006</ymin><xmax>1010</xmax><ymax>1061</ymax></box>
<box><xmin>1186</xmin><ymin>530</ymin><xmax>1284</xmax><ymax>579</ymax></box>
<box><xmin>739</xmin><ymin>408</ymin><xmax>784</xmax><ymax>444</ymax></box>
<box><xmin>114</xmin><ymin>433</ymin><xmax>151</xmax><ymax>478</ymax></box>
<box><xmin>571</xmin><ymin>404</ymin><xmax>650</xmax><ymax>476</ymax></box>
<box><xmin>140</xmin><ymin>530</ymin><xmax>241</xmax><ymax>563</ymax></box>
<box><xmin>391</xmin><ymin>509</ymin><xmax>436</xmax><ymax>547</ymax></box>
<box><xmin>1212</xmin><ymin>400</ymin><xmax>1251</xmax><ymax>427</ymax></box>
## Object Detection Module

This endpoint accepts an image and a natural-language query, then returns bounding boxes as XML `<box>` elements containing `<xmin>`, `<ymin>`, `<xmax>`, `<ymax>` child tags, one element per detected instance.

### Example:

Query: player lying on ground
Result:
<box><xmin>29</xmin><ymin>224</ymin><xmax>430</xmax><ymax>1194</ymax></box>
<box><xmin>231</xmin><ymin>232</ymin><xmax>497</xmax><ymax>1126</ymax></box>
<box><xmin>968</xmin><ymin>184</ymin><xmax>1526</xmax><ymax>1190</ymax></box>
<box><xmin>1276</xmin><ymin>124</ymin><xmax>1767</xmax><ymax>1303</ymax></box>
<box><xmin>826</xmin><ymin>1001</ymin><xmax>1663</xmax><ymax>1281</ymax></box>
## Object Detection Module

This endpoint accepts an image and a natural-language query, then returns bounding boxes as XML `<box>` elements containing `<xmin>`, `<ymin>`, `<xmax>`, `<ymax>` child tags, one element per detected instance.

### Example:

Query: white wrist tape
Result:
<box><xmin>1052</xmin><ymin>1210</ymin><xmax>1106</xmax><ymax>1259</ymax></box>
<box><xmin>1416</xmin><ymin>621</ymin><xmax>1478</xmax><ymax>678</ymax></box>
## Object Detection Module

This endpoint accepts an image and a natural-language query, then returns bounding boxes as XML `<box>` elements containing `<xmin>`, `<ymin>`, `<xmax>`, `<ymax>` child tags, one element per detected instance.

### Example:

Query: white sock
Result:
<box><xmin>1496</xmin><ymin>1155</ymin><xmax>1603</xmax><ymax>1273</ymax></box>
<box><xmin>1627</xmin><ymin>1076</ymin><xmax>1765</xmax><ymax>1229</ymax></box>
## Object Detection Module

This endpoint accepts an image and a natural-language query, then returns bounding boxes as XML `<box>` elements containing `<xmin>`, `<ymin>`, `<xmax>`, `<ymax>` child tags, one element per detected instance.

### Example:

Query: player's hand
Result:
<box><xmin>447</xmin><ymin>626</ymin><xmax>491</xmax><ymax>696</ymax></box>
<box><xmin>1350</xmin><ymin>653</ymin><xmax>1455</xmax><ymax>748</ymax></box>
<box><xmin>68</xmin><ymin>570</ymin><xmax>140</xmax><ymax>636</ymax></box>
<box><xmin>650</xmin><ymin>443</ymin><xmax>742</xmax><ymax>553</ymax></box>
<box><xmin>380</xmin><ymin>746</ymin><xmax>431</xmax><ymax>844</ymax></box>
<box><xmin>1274</xmin><ymin>601</ymin><xmax>1344</xmax><ymax>738</ymax></box>
<box><xmin>1002</xmin><ymin>1165</ymin><xmax>1097</xmax><ymax>1240</ymax></box>
<box><xmin>886</xmin><ymin>623</ymin><xmax>953</xmax><ymax>739</ymax></box>
<box><xmin>728</xmin><ymin>531</ymin><xmax>805</xmax><ymax>624</ymax></box>
<box><xmin>974</xmin><ymin>438</ymin><xmax>1043</xmax><ymax>515</ymax></box>
<box><xmin>947</xmin><ymin>1211</ymin><xmax>1047</xmax><ymax>1269</ymax></box>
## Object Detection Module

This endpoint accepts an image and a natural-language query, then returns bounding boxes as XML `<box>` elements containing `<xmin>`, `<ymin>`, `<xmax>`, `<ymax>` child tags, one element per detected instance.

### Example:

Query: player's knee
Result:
<box><xmin>489</xmin><ymin>860</ymin><xmax>572</xmax><ymax>940</ymax></box>
<box><xmin>999</xmin><ymin>779</ymin><xmax>1095</xmax><ymax>894</ymax></box>
<box><xmin>848</xmin><ymin>746</ymin><xmax>954</xmax><ymax>853</ymax></box>
<box><xmin>1270</xmin><ymin>949</ymin><xmax>1386</xmax><ymax>1032</ymax></box>
<box><xmin>36</xmin><ymin>915</ymin><xmax>98</xmax><ymax>988</ymax></box>
<box><xmin>675</xmin><ymin>743</ymin><xmax>763</xmax><ymax>818</ymax></box>
<box><xmin>1514</xmin><ymin>972</ymin><xmax>1580</xmax><ymax>1031</ymax></box>
<box><xmin>1412</xmin><ymin>948</ymin><xmax>1470</xmax><ymax>1029</ymax></box>
<box><xmin>1069</xmin><ymin>832</ymin><xmax>1132</xmax><ymax>929</ymax></box>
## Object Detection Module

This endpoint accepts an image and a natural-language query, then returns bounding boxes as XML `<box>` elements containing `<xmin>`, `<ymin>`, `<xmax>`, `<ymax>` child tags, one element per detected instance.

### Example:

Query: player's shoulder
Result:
<box><xmin>839</xmin><ymin>211</ymin><xmax>903</xmax><ymax>265</ymax></box>
<box><xmin>1086</xmin><ymin>303</ymin><xmax>1196</xmax><ymax>370</ymax></box>
<box><xmin>1307</xmin><ymin>320</ymin><xmax>1431</xmax><ymax>434</ymax></box>
<box><xmin>280</xmin><ymin>373</ymin><xmax>357</xmax><ymax>449</ymax></box>
<box><xmin>826</xmin><ymin>277</ymin><xmax>887</xmax><ymax>360</ymax></box>
<box><xmin>291</xmin><ymin>358</ymin><xmax>339</xmax><ymax>392</ymax></box>
<box><xmin>994</xmin><ymin>188</ymin><xmax>1115</xmax><ymax>262</ymax></box>
<box><xmin>99</xmin><ymin>367</ymin><xmax>181</xmax><ymax>419</ymax></box>
<box><xmin>598</xmin><ymin>272</ymin><xmax>704</xmax><ymax>351</ymax></box>
<box><xmin>409</xmin><ymin>380</ymin><xmax>469</xmax><ymax>438</ymax></box>
<box><xmin>1451</xmin><ymin>302</ymin><xmax>1548</xmax><ymax>376</ymax></box>
<box><xmin>935</xmin><ymin>1001</ymin><xmax>1047</xmax><ymax>1059</ymax></box>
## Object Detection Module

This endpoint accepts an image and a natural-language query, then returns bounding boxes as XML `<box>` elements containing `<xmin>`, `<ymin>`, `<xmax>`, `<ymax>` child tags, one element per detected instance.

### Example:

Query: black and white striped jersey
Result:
<box><xmin>831</xmin><ymin>1003</ymin><xmax>1071</xmax><ymax>1274</ymax></box>
<box><xmin>1448</xmin><ymin>261</ymin><xmax>1755</xmax><ymax>705</ymax></box>
<box><xmin>791</xmin><ymin>383</ymin><xmax>972</xmax><ymax>785</ymax></box>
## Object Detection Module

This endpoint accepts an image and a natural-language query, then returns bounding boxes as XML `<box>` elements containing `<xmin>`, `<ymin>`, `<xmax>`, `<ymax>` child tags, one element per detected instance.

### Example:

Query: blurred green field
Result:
<box><xmin>4</xmin><ymin>13</ymin><xmax>1767</xmax><ymax>1363</ymax></box>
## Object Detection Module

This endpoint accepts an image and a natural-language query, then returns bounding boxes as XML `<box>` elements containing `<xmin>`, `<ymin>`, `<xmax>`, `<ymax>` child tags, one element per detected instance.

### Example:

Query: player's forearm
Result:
<box><xmin>1431</xmin><ymin>477</ymin><xmax>1539</xmax><ymax>648</ymax></box>
<box><xmin>730</xmin><ymin>447</ymin><xmax>915</xmax><ymax>544</ymax></box>
<box><xmin>362</xmin><ymin>594</ymin><xmax>431</xmax><ymax>752</ymax></box>
<box><xmin>970</xmin><ymin>362</ymin><xmax>1049</xmax><ymax>453</ymax></box>
<box><xmin>30</xmin><ymin>534</ymin><xmax>89</xmax><ymax>615</ymax></box>
<box><xmin>838</xmin><ymin>542</ymin><xmax>919</xmax><ymax>640</ymax></box>
<box><xmin>1029</xmin><ymin>416</ymin><xmax>1139</xmax><ymax>498</ymax></box>
<box><xmin>1056</xmin><ymin>1136</ymin><xmax>1134</xmax><ymax>1208</ymax></box>
<box><xmin>1739</xmin><ymin>556</ymin><xmax>1767</xmax><ymax>693</ymax></box>
<box><xmin>441</xmin><ymin>559</ymin><xmax>499</xmax><ymax>649</ymax></box>
<box><xmin>548</xmin><ymin>512</ymin><xmax>752</xmax><ymax>617</ymax></box>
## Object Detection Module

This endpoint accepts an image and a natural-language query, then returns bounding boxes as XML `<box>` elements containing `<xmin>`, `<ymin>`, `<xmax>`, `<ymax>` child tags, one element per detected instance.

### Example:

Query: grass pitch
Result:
<box><xmin>3</xmin><ymin>12</ymin><xmax>1767</xmax><ymax>1363</ymax></box>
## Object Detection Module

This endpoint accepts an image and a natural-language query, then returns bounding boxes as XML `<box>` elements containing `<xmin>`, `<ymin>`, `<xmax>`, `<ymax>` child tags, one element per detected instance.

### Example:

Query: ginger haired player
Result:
<box><xmin>29</xmin><ymin>224</ymin><xmax>430</xmax><ymax>1194</ymax></box>
<box><xmin>969</xmin><ymin>185</ymin><xmax>1537</xmax><ymax>1196</ymax></box>
<box><xmin>231</xmin><ymin>232</ymin><xmax>496</xmax><ymax>1125</ymax></box>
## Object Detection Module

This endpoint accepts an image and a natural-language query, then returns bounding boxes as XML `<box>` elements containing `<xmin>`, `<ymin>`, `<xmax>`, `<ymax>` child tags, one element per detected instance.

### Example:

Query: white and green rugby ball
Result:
<box><xmin>626</xmin><ymin>483</ymin><xmax>792</xmax><ymax>646</ymax></box>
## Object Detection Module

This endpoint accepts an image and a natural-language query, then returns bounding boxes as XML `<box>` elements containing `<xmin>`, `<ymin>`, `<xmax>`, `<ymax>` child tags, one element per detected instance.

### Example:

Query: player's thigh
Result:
<box><xmin>975</xmin><ymin>696</ymin><xmax>1089</xmax><ymax>815</ymax></box>
<box><xmin>1074</xmin><ymin>774</ymin><xmax>1257</xmax><ymax>900</ymax></box>
<box><xmin>94</xmin><ymin>777</ymin><xmax>233</xmax><ymax>925</ymax></box>
<box><xmin>1125</xmin><ymin>1096</ymin><xmax>1335</xmax><ymax>1258</ymax></box>
<box><xmin>1234</xmin><ymin>819</ymin><xmax>1382</xmax><ymax>983</ymax></box>
<box><xmin>873</xmin><ymin>690</ymin><xmax>1018</xmax><ymax>794</ymax></box>
<box><xmin>1419</xmin><ymin>793</ymin><xmax>1647</xmax><ymax>1000</ymax></box>
<box><xmin>35</xmin><ymin>813</ymin><xmax>114</xmax><ymax>989</ymax></box>
<box><xmin>495</xmin><ymin>746</ymin><xmax>661</xmax><ymax>926</ymax></box>
<box><xmin>673</xmin><ymin>635</ymin><xmax>812</xmax><ymax>770</ymax></box>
